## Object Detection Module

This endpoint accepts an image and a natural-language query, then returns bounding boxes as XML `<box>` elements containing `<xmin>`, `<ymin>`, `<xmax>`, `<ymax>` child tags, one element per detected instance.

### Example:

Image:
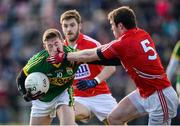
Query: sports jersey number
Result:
<box><xmin>141</xmin><ymin>39</ymin><xmax>157</xmax><ymax>60</ymax></box>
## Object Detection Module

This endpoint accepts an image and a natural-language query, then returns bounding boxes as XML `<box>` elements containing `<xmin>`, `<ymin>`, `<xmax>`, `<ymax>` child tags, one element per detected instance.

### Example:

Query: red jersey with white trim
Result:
<box><xmin>65</xmin><ymin>33</ymin><xmax>111</xmax><ymax>97</ymax></box>
<box><xmin>101</xmin><ymin>28</ymin><xmax>170</xmax><ymax>98</ymax></box>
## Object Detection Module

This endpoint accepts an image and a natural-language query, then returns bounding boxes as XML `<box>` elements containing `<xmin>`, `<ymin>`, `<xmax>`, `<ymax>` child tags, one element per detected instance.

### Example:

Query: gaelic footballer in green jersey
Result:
<box><xmin>23</xmin><ymin>46</ymin><xmax>79</xmax><ymax>102</ymax></box>
<box><xmin>16</xmin><ymin>28</ymin><xmax>79</xmax><ymax>103</ymax></box>
<box><xmin>16</xmin><ymin>28</ymin><xmax>79</xmax><ymax>125</ymax></box>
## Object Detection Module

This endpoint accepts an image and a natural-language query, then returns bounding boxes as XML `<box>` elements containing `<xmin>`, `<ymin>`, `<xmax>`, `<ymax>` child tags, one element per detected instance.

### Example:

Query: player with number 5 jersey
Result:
<box><xmin>102</xmin><ymin>28</ymin><xmax>170</xmax><ymax>98</ymax></box>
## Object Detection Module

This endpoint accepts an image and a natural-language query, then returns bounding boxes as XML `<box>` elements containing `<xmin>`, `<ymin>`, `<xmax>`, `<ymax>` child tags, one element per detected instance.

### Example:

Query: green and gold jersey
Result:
<box><xmin>170</xmin><ymin>41</ymin><xmax>180</xmax><ymax>96</ymax></box>
<box><xmin>172</xmin><ymin>41</ymin><xmax>180</xmax><ymax>84</ymax></box>
<box><xmin>23</xmin><ymin>46</ymin><xmax>79</xmax><ymax>103</ymax></box>
<box><xmin>172</xmin><ymin>41</ymin><xmax>180</xmax><ymax>60</ymax></box>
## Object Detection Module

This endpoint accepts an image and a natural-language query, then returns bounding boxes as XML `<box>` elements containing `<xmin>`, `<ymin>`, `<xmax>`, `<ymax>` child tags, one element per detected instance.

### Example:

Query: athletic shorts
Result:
<box><xmin>75</xmin><ymin>94</ymin><xmax>117</xmax><ymax>121</ymax></box>
<box><xmin>30</xmin><ymin>90</ymin><xmax>70</xmax><ymax>118</ymax></box>
<box><xmin>128</xmin><ymin>86</ymin><xmax>179</xmax><ymax>125</ymax></box>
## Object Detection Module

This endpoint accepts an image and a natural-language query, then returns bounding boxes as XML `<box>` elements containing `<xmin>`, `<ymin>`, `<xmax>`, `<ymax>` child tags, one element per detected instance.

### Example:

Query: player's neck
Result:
<box><xmin>68</xmin><ymin>41</ymin><xmax>77</xmax><ymax>49</ymax></box>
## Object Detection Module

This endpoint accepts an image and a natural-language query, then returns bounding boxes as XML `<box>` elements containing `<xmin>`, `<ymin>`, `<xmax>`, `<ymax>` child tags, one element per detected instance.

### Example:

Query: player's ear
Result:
<box><xmin>43</xmin><ymin>43</ymin><xmax>47</xmax><ymax>50</ymax></box>
<box><xmin>117</xmin><ymin>23</ymin><xmax>123</xmax><ymax>30</ymax></box>
<box><xmin>117</xmin><ymin>23</ymin><xmax>123</xmax><ymax>29</ymax></box>
<box><xmin>79</xmin><ymin>23</ymin><xmax>82</xmax><ymax>31</ymax></box>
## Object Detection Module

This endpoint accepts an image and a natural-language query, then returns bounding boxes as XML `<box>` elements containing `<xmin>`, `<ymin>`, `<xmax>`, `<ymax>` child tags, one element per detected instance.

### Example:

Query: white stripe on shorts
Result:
<box><xmin>157</xmin><ymin>89</ymin><xmax>169</xmax><ymax>124</ymax></box>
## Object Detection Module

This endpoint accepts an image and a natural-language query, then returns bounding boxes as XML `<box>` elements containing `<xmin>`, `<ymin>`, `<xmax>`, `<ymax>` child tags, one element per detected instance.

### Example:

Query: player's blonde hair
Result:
<box><xmin>42</xmin><ymin>28</ymin><xmax>63</xmax><ymax>43</ymax></box>
<box><xmin>108</xmin><ymin>6</ymin><xmax>137</xmax><ymax>29</ymax></box>
<box><xmin>60</xmin><ymin>9</ymin><xmax>81</xmax><ymax>24</ymax></box>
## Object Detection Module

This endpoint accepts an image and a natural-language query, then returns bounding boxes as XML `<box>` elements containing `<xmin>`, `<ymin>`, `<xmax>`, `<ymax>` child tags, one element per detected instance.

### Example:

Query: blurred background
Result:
<box><xmin>0</xmin><ymin>0</ymin><xmax>180</xmax><ymax>125</ymax></box>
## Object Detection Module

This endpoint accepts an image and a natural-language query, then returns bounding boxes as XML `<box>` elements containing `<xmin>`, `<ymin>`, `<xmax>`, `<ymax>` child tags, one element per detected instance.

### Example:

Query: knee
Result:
<box><xmin>107</xmin><ymin>114</ymin><xmax>126</xmax><ymax>125</ymax></box>
<box><xmin>75</xmin><ymin>114</ymin><xmax>90</xmax><ymax>121</ymax></box>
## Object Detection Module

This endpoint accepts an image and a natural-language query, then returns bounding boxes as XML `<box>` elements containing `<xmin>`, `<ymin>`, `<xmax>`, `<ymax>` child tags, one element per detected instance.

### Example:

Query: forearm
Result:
<box><xmin>95</xmin><ymin>66</ymin><xmax>116</xmax><ymax>83</ymax></box>
<box><xmin>16</xmin><ymin>69</ymin><xmax>27</xmax><ymax>95</ymax></box>
<box><xmin>67</xmin><ymin>48</ymin><xmax>99</xmax><ymax>62</ymax></box>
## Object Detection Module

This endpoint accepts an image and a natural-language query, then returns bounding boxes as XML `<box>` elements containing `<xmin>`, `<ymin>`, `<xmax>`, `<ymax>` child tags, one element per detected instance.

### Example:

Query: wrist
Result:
<box><xmin>94</xmin><ymin>77</ymin><xmax>101</xmax><ymax>84</ymax></box>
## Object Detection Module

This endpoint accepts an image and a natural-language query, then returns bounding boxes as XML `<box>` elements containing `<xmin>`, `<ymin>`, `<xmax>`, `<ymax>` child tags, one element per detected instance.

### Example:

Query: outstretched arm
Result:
<box><xmin>67</xmin><ymin>48</ymin><xmax>100</xmax><ymax>62</ymax></box>
<box><xmin>47</xmin><ymin>45</ymin><xmax>121</xmax><ymax>66</ymax></box>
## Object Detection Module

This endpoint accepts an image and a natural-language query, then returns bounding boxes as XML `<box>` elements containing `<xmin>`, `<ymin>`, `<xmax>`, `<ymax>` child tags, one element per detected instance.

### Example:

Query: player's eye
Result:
<box><xmin>63</xmin><ymin>24</ymin><xmax>68</xmax><ymax>28</ymax></box>
<box><xmin>70</xmin><ymin>23</ymin><xmax>75</xmax><ymax>27</ymax></box>
<box><xmin>48</xmin><ymin>44</ymin><xmax>53</xmax><ymax>48</ymax></box>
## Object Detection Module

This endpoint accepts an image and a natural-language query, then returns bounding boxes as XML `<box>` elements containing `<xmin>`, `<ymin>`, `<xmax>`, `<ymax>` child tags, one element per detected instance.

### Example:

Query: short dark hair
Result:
<box><xmin>108</xmin><ymin>6</ymin><xmax>137</xmax><ymax>29</ymax></box>
<box><xmin>60</xmin><ymin>10</ymin><xmax>81</xmax><ymax>24</ymax></box>
<box><xmin>42</xmin><ymin>28</ymin><xmax>63</xmax><ymax>43</ymax></box>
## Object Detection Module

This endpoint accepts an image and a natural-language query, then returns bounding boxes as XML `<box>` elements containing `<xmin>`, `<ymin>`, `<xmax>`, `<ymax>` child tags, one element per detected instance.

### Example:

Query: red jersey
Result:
<box><xmin>65</xmin><ymin>33</ymin><xmax>111</xmax><ymax>97</ymax></box>
<box><xmin>101</xmin><ymin>28</ymin><xmax>170</xmax><ymax>98</ymax></box>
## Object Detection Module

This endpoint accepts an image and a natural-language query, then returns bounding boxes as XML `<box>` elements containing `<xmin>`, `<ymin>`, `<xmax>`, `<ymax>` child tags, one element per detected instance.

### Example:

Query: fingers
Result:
<box><xmin>23</xmin><ymin>89</ymin><xmax>45</xmax><ymax>101</ymax></box>
<box><xmin>76</xmin><ymin>80</ymin><xmax>88</xmax><ymax>90</ymax></box>
<box><xmin>31</xmin><ymin>91</ymin><xmax>45</xmax><ymax>100</ymax></box>
<box><xmin>46</xmin><ymin>56</ymin><xmax>56</xmax><ymax>64</ymax></box>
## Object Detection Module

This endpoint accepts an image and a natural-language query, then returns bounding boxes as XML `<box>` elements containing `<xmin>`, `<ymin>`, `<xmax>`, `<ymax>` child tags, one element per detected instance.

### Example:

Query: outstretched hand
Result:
<box><xmin>76</xmin><ymin>79</ymin><xmax>98</xmax><ymax>91</ymax></box>
<box><xmin>23</xmin><ymin>88</ymin><xmax>45</xmax><ymax>102</ymax></box>
<box><xmin>47</xmin><ymin>51</ymin><xmax>67</xmax><ymax>64</ymax></box>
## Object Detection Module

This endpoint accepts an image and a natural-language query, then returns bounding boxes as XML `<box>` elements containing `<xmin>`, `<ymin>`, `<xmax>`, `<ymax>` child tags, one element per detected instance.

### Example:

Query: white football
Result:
<box><xmin>25</xmin><ymin>72</ymin><xmax>50</xmax><ymax>95</ymax></box>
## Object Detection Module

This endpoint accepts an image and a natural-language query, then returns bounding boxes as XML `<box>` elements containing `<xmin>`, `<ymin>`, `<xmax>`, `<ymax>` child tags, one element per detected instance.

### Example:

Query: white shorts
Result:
<box><xmin>75</xmin><ymin>94</ymin><xmax>117</xmax><ymax>121</ymax></box>
<box><xmin>128</xmin><ymin>86</ymin><xmax>179</xmax><ymax>125</ymax></box>
<box><xmin>31</xmin><ymin>90</ymin><xmax>70</xmax><ymax>118</ymax></box>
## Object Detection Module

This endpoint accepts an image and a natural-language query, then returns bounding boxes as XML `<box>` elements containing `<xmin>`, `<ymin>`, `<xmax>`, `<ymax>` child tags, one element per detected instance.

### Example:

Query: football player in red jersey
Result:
<box><xmin>47</xmin><ymin>6</ymin><xmax>179</xmax><ymax>125</ymax></box>
<box><xmin>59</xmin><ymin>10</ymin><xmax>117</xmax><ymax>124</ymax></box>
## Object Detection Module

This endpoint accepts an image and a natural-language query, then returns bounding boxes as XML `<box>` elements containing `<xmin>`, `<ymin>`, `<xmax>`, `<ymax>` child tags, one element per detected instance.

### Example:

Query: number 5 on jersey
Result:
<box><xmin>141</xmin><ymin>39</ymin><xmax>157</xmax><ymax>60</ymax></box>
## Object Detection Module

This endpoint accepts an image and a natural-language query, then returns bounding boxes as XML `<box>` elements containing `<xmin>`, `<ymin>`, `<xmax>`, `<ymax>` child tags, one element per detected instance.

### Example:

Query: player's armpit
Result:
<box><xmin>87</xmin><ymin>48</ymin><xmax>121</xmax><ymax>66</ymax></box>
<box><xmin>88</xmin><ymin>58</ymin><xmax>121</xmax><ymax>66</ymax></box>
<box><xmin>16</xmin><ymin>69</ymin><xmax>27</xmax><ymax>95</ymax></box>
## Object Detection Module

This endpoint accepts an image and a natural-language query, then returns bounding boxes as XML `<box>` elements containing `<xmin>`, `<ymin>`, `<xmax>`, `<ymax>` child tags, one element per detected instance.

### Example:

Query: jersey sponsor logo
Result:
<box><xmin>49</xmin><ymin>75</ymin><xmax>75</xmax><ymax>86</ymax></box>
<box><xmin>75</xmin><ymin>64</ymin><xmax>90</xmax><ymax>79</ymax></box>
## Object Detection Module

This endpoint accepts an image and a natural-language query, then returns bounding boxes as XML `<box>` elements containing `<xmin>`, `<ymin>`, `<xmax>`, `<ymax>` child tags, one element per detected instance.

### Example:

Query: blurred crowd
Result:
<box><xmin>0</xmin><ymin>0</ymin><xmax>180</xmax><ymax>125</ymax></box>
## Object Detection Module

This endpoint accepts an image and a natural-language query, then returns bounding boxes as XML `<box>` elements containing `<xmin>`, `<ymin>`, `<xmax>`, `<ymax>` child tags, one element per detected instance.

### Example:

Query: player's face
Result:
<box><xmin>110</xmin><ymin>20</ymin><xmax>121</xmax><ymax>39</ymax></box>
<box><xmin>44</xmin><ymin>37</ymin><xmax>63</xmax><ymax>56</ymax></box>
<box><xmin>61</xmin><ymin>18</ymin><xmax>81</xmax><ymax>43</ymax></box>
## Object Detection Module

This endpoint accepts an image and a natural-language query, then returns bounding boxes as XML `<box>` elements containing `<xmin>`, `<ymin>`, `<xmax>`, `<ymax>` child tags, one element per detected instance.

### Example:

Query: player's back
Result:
<box><xmin>115</xmin><ymin>28</ymin><xmax>171</xmax><ymax>97</ymax></box>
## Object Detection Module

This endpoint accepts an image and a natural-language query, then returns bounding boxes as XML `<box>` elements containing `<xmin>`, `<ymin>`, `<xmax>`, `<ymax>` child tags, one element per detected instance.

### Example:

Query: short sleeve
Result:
<box><xmin>101</xmin><ymin>41</ymin><xmax>120</xmax><ymax>59</ymax></box>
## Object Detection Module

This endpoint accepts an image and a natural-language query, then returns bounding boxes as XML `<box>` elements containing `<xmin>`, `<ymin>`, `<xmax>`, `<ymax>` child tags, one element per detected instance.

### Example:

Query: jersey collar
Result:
<box><xmin>119</xmin><ymin>27</ymin><xmax>138</xmax><ymax>38</ymax></box>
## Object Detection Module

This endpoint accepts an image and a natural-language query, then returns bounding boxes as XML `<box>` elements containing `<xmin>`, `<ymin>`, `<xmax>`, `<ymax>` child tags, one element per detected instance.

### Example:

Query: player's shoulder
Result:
<box><xmin>175</xmin><ymin>40</ymin><xmax>180</xmax><ymax>48</ymax></box>
<box><xmin>173</xmin><ymin>40</ymin><xmax>180</xmax><ymax>57</ymax></box>
<box><xmin>24</xmin><ymin>50</ymin><xmax>47</xmax><ymax>73</ymax></box>
<box><xmin>82</xmin><ymin>34</ymin><xmax>101</xmax><ymax>47</ymax></box>
<box><xmin>29</xmin><ymin>50</ymin><xmax>47</xmax><ymax>62</ymax></box>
